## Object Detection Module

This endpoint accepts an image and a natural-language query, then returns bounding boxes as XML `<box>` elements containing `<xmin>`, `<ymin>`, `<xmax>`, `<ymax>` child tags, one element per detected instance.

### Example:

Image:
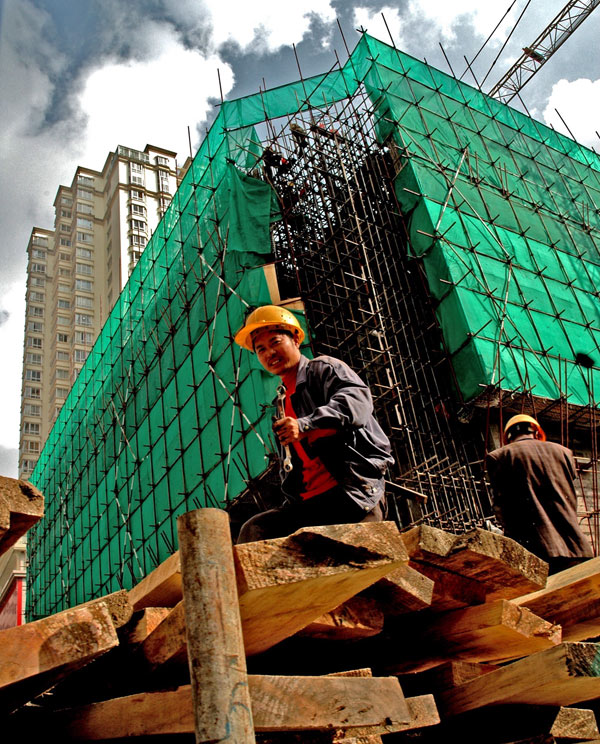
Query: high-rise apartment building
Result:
<box><xmin>19</xmin><ymin>144</ymin><xmax>178</xmax><ymax>478</ymax></box>
<box><xmin>3</xmin><ymin>145</ymin><xmax>178</xmax><ymax>627</ymax></box>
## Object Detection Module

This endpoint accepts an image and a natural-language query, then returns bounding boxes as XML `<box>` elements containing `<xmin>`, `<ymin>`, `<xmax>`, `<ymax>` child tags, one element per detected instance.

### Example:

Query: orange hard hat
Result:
<box><xmin>234</xmin><ymin>305</ymin><xmax>305</xmax><ymax>351</ymax></box>
<box><xmin>504</xmin><ymin>414</ymin><xmax>546</xmax><ymax>444</ymax></box>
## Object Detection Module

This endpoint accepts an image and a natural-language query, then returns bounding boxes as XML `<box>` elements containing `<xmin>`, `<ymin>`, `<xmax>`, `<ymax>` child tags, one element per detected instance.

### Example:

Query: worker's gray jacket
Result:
<box><xmin>277</xmin><ymin>354</ymin><xmax>394</xmax><ymax>511</ymax></box>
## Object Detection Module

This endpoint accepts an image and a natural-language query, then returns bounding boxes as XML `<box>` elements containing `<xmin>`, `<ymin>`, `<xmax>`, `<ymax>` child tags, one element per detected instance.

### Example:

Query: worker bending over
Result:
<box><xmin>486</xmin><ymin>414</ymin><xmax>593</xmax><ymax>574</ymax></box>
<box><xmin>234</xmin><ymin>305</ymin><xmax>393</xmax><ymax>544</ymax></box>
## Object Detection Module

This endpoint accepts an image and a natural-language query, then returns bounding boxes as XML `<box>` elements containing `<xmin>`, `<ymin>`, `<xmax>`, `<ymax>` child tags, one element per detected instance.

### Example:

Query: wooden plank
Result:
<box><xmin>0</xmin><ymin>602</ymin><xmax>118</xmax><ymax>714</ymax></box>
<box><xmin>177</xmin><ymin>508</ymin><xmax>255</xmax><ymax>743</ymax></box>
<box><xmin>401</xmin><ymin>525</ymin><xmax>548</xmax><ymax>599</ymax></box>
<box><xmin>41</xmin><ymin>676</ymin><xmax>410</xmax><ymax>739</ymax></box>
<box><xmin>140</xmin><ymin>600</ymin><xmax>187</xmax><ymax>670</ymax></box>
<box><xmin>298</xmin><ymin>596</ymin><xmax>384</xmax><ymax>640</ymax></box>
<box><xmin>409</xmin><ymin>561</ymin><xmax>487</xmax><ymax>610</ymax></box>
<box><xmin>362</xmin><ymin>564</ymin><xmax>434</xmax><ymax>615</ymax></box>
<box><xmin>0</xmin><ymin>475</ymin><xmax>44</xmax><ymax>556</ymax></box>
<box><xmin>439</xmin><ymin>642</ymin><xmax>600</xmax><ymax>717</ymax></box>
<box><xmin>69</xmin><ymin>589</ymin><xmax>134</xmax><ymax>630</ymax></box>
<box><xmin>119</xmin><ymin>607</ymin><xmax>171</xmax><ymax>646</ymax></box>
<box><xmin>514</xmin><ymin>557</ymin><xmax>600</xmax><ymax>641</ymax></box>
<box><xmin>127</xmin><ymin>551</ymin><xmax>181</xmax><ymax>611</ymax></box>
<box><xmin>398</xmin><ymin>660</ymin><xmax>498</xmax><ymax>697</ymax></box>
<box><xmin>236</xmin><ymin>522</ymin><xmax>408</xmax><ymax>656</ymax></box>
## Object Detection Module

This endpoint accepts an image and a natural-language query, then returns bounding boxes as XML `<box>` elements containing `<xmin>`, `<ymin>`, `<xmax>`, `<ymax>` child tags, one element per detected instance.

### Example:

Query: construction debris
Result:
<box><xmin>0</xmin><ymin>475</ymin><xmax>43</xmax><ymax>555</ymax></box>
<box><xmin>6</xmin><ymin>510</ymin><xmax>600</xmax><ymax>742</ymax></box>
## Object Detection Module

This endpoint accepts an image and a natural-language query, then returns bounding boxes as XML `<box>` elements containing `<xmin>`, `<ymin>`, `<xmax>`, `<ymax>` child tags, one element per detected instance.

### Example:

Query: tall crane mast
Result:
<box><xmin>488</xmin><ymin>0</ymin><xmax>600</xmax><ymax>103</ymax></box>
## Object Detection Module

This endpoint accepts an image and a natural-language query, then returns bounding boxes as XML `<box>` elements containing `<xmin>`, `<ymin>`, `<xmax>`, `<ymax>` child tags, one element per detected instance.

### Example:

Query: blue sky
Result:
<box><xmin>1</xmin><ymin>0</ymin><xmax>599</xmax><ymax>475</ymax></box>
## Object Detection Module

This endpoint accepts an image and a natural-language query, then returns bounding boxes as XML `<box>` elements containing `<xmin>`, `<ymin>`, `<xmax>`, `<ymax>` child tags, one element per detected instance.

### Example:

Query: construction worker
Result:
<box><xmin>486</xmin><ymin>414</ymin><xmax>593</xmax><ymax>574</ymax></box>
<box><xmin>233</xmin><ymin>305</ymin><xmax>394</xmax><ymax>543</ymax></box>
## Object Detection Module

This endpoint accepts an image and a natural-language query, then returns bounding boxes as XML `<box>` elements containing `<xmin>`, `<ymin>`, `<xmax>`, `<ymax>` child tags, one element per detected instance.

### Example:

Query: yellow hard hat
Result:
<box><xmin>504</xmin><ymin>414</ymin><xmax>546</xmax><ymax>443</ymax></box>
<box><xmin>234</xmin><ymin>305</ymin><xmax>305</xmax><ymax>351</ymax></box>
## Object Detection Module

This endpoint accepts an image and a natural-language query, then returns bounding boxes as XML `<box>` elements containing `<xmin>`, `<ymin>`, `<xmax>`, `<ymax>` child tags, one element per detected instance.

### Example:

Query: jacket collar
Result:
<box><xmin>293</xmin><ymin>354</ymin><xmax>310</xmax><ymax>389</ymax></box>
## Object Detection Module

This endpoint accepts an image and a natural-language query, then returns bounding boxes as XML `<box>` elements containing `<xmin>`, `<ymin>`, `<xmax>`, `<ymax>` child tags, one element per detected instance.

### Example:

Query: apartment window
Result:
<box><xmin>75</xmin><ymin>313</ymin><xmax>92</xmax><ymax>326</ymax></box>
<box><xmin>60</xmin><ymin>237</ymin><xmax>72</xmax><ymax>246</ymax></box>
<box><xmin>76</xmin><ymin>295</ymin><xmax>93</xmax><ymax>308</ymax></box>
<box><xmin>24</xmin><ymin>440</ymin><xmax>40</xmax><ymax>453</ymax></box>
<box><xmin>75</xmin><ymin>331</ymin><xmax>93</xmax><ymax>344</ymax></box>
<box><xmin>30</xmin><ymin>306</ymin><xmax>44</xmax><ymax>317</ymax></box>
<box><xmin>26</xmin><ymin>353</ymin><xmax>42</xmax><ymax>365</ymax></box>
<box><xmin>76</xmin><ymin>263</ymin><xmax>93</xmax><ymax>276</ymax></box>
<box><xmin>130</xmin><ymin>219</ymin><xmax>146</xmax><ymax>231</ymax></box>
<box><xmin>21</xmin><ymin>459</ymin><xmax>37</xmax><ymax>472</ymax></box>
<box><xmin>61</xmin><ymin>196</ymin><xmax>73</xmax><ymax>206</ymax></box>
<box><xmin>74</xmin><ymin>349</ymin><xmax>89</xmax><ymax>362</ymax></box>
<box><xmin>57</xmin><ymin>350</ymin><xmax>69</xmax><ymax>361</ymax></box>
<box><xmin>27</xmin><ymin>337</ymin><xmax>43</xmax><ymax>348</ymax></box>
<box><xmin>76</xmin><ymin>231</ymin><xmax>93</xmax><ymax>243</ymax></box>
<box><xmin>32</xmin><ymin>235</ymin><xmax>48</xmax><ymax>246</ymax></box>
<box><xmin>30</xmin><ymin>291</ymin><xmax>44</xmax><ymax>302</ymax></box>
<box><xmin>75</xmin><ymin>279</ymin><xmax>92</xmax><ymax>291</ymax></box>
<box><xmin>156</xmin><ymin>156</ymin><xmax>170</xmax><ymax>165</ymax></box>
<box><xmin>160</xmin><ymin>197</ymin><xmax>170</xmax><ymax>211</ymax></box>
<box><xmin>59</xmin><ymin>268</ymin><xmax>71</xmax><ymax>277</ymax></box>
<box><xmin>61</xmin><ymin>209</ymin><xmax>72</xmax><ymax>218</ymax></box>
<box><xmin>59</xmin><ymin>252</ymin><xmax>71</xmax><ymax>261</ymax></box>
<box><xmin>57</xmin><ymin>332</ymin><xmax>69</xmax><ymax>343</ymax></box>
<box><xmin>27</xmin><ymin>321</ymin><xmax>43</xmax><ymax>333</ymax></box>
<box><xmin>130</xmin><ymin>162</ymin><xmax>143</xmax><ymax>172</ymax></box>
<box><xmin>25</xmin><ymin>369</ymin><xmax>42</xmax><ymax>381</ymax></box>
<box><xmin>56</xmin><ymin>368</ymin><xmax>69</xmax><ymax>379</ymax></box>
<box><xmin>31</xmin><ymin>277</ymin><xmax>45</xmax><ymax>287</ymax></box>
<box><xmin>31</xmin><ymin>248</ymin><xmax>46</xmax><ymax>259</ymax></box>
<box><xmin>60</xmin><ymin>224</ymin><xmax>70</xmax><ymax>232</ymax></box>
<box><xmin>56</xmin><ymin>387</ymin><xmax>69</xmax><ymax>399</ymax></box>
<box><xmin>23</xmin><ymin>403</ymin><xmax>41</xmax><ymax>416</ymax></box>
<box><xmin>131</xmin><ymin>204</ymin><xmax>145</xmax><ymax>215</ymax></box>
<box><xmin>76</xmin><ymin>247</ymin><xmax>93</xmax><ymax>259</ymax></box>
<box><xmin>130</xmin><ymin>189</ymin><xmax>145</xmax><ymax>200</ymax></box>
<box><xmin>77</xmin><ymin>202</ymin><xmax>93</xmax><ymax>214</ymax></box>
<box><xmin>159</xmin><ymin>177</ymin><xmax>170</xmax><ymax>193</ymax></box>
<box><xmin>24</xmin><ymin>386</ymin><xmax>41</xmax><ymax>399</ymax></box>
<box><xmin>131</xmin><ymin>235</ymin><xmax>147</xmax><ymax>247</ymax></box>
<box><xmin>58</xmin><ymin>299</ymin><xmax>70</xmax><ymax>309</ymax></box>
<box><xmin>23</xmin><ymin>422</ymin><xmax>40</xmax><ymax>435</ymax></box>
<box><xmin>77</xmin><ymin>216</ymin><xmax>93</xmax><ymax>230</ymax></box>
<box><xmin>31</xmin><ymin>262</ymin><xmax>46</xmax><ymax>274</ymax></box>
<box><xmin>58</xmin><ymin>283</ymin><xmax>70</xmax><ymax>293</ymax></box>
<box><xmin>77</xmin><ymin>174</ymin><xmax>94</xmax><ymax>185</ymax></box>
<box><xmin>57</xmin><ymin>315</ymin><xmax>69</xmax><ymax>325</ymax></box>
<box><xmin>77</xmin><ymin>188</ymin><xmax>93</xmax><ymax>200</ymax></box>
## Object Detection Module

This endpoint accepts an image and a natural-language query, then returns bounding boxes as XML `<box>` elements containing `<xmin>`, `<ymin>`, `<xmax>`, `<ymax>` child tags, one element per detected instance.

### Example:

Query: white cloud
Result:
<box><xmin>77</xmin><ymin>26</ymin><xmax>234</xmax><ymax>168</ymax></box>
<box><xmin>0</xmin><ymin>282</ymin><xmax>26</xmax><ymax>457</ymax></box>
<box><xmin>353</xmin><ymin>7</ymin><xmax>407</xmax><ymax>49</ymax></box>
<box><xmin>408</xmin><ymin>0</ymin><xmax>517</xmax><ymax>43</ymax></box>
<box><xmin>543</xmin><ymin>78</ymin><xmax>600</xmax><ymax>150</ymax></box>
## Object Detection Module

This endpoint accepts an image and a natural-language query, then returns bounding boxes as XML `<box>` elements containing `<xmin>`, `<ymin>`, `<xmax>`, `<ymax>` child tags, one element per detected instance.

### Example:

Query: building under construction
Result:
<box><xmin>26</xmin><ymin>32</ymin><xmax>600</xmax><ymax>620</ymax></box>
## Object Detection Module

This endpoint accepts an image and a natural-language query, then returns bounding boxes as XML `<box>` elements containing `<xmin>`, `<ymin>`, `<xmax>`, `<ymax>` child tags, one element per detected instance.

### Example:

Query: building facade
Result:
<box><xmin>5</xmin><ymin>145</ymin><xmax>178</xmax><ymax>627</ymax></box>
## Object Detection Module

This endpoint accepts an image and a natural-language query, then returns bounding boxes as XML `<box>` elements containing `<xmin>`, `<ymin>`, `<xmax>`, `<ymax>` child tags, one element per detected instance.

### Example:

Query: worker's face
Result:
<box><xmin>253</xmin><ymin>330</ymin><xmax>301</xmax><ymax>377</ymax></box>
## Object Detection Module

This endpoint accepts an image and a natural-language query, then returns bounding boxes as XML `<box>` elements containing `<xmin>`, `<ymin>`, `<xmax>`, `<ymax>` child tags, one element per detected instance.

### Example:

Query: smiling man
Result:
<box><xmin>234</xmin><ymin>305</ymin><xmax>394</xmax><ymax>543</ymax></box>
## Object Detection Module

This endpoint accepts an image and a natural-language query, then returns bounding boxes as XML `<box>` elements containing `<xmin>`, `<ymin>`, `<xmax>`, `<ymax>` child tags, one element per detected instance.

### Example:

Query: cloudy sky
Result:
<box><xmin>1</xmin><ymin>0</ymin><xmax>599</xmax><ymax>477</ymax></box>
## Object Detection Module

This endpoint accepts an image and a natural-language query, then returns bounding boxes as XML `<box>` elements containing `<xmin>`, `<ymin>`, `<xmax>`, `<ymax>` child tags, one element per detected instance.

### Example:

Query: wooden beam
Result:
<box><xmin>127</xmin><ymin>551</ymin><xmax>181</xmax><ymax>611</ymax></box>
<box><xmin>0</xmin><ymin>475</ymin><xmax>44</xmax><ymax>556</ymax></box>
<box><xmin>69</xmin><ymin>589</ymin><xmax>134</xmax><ymax>630</ymax></box>
<box><xmin>177</xmin><ymin>508</ymin><xmax>255</xmax><ymax>743</ymax></box>
<box><xmin>119</xmin><ymin>607</ymin><xmax>171</xmax><ymax>646</ymax></box>
<box><xmin>514</xmin><ymin>557</ymin><xmax>600</xmax><ymax>641</ymax></box>
<box><xmin>0</xmin><ymin>602</ymin><xmax>118</xmax><ymax>714</ymax></box>
<box><xmin>362</xmin><ymin>564</ymin><xmax>434</xmax><ymax>615</ymax></box>
<box><xmin>401</xmin><ymin>525</ymin><xmax>548</xmax><ymax>599</ymax></box>
<box><xmin>399</xmin><ymin>660</ymin><xmax>498</xmax><ymax>697</ymax></box>
<box><xmin>439</xmin><ymin>642</ymin><xmax>600</xmax><ymax>716</ymax></box>
<box><xmin>236</xmin><ymin>522</ymin><xmax>408</xmax><ymax>656</ymax></box>
<box><xmin>140</xmin><ymin>600</ymin><xmax>187</xmax><ymax>670</ymax></box>
<box><xmin>298</xmin><ymin>596</ymin><xmax>384</xmax><ymax>640</ymax></box>
<box><xmin>40</xmin><ymin>676</ymin><xmax>409</xmax><ymax>739</ymax></box>
<box><xmin>409</xmin><ymin>561</ymin><xmax>487</xmax><ymax>610</ymax></box>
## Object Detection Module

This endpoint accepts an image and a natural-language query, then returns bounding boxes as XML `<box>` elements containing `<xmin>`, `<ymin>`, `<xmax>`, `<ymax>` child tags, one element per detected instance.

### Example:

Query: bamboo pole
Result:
<box><xmin>177</xmin><ymin>508</ymin><xmax>255</xmax><ymax>743</ymax></box>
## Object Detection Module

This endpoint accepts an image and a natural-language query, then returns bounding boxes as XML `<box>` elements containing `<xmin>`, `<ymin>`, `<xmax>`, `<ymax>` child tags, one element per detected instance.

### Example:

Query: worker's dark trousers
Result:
<box><xmin>236</xmin><ymin>487</ymin><xmax>386</xmax><ymax>544</ymax></box>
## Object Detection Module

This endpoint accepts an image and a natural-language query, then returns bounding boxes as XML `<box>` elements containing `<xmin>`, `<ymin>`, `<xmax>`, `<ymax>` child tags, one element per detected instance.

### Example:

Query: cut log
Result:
<box><xmin>439</xmin><ymin>642</ymin><xmax>600</xmax><ymax>716</ymax></box>
<box><xmin>140</xmin><ymin>600</ymin><xmax>187</xmax><ymax>670</ymax></box>
<box><xmin>38</xmin><ymin>675</ymin><xmax>409</xmax><ymax>739</ymax></box>
<box><xmin>236</xmin><ymin>522</ymin><xmax>408</xmax><ymax>656</ymax></box>
<box><xmin>0</xmin><ymin>601</ymin><xmax>118</xmax><ymax>714</ymax></box>
<box><xmin>127</xmin><ymin>551</ymin><xmax>181</xmax><ymax>611</ymax></box>
<box><xmin>514</xmin><ymin>557</ymin><xmax>600</xmax><ymax>641</ymax></box>
<box><xmin>69</xmin><ymin>589</ymin><xmax>133</xmax><ymax>630</ymax></box>
<box><xmin>361</xmin><ymin>564</ymin><xmax>434</xmax><ymax>615</ymax></box>
<box><xmin>298</xmin><ymin>596</ymin><xmax>384</xmax><ymax>640</ymax></box>
<box><xmin>401</xmin><ymin>525</ymin><xmax>548</xmax><ymax>599</ymax></box>
<box><xmin>0</xmin><ymin>475</ymin><xmax>44</xmax><ymax>556</ymax></box>
<box><xmin>177</xmin><ymin>508</ymin><xmax>254</xmax><ymax>743</ymax></box>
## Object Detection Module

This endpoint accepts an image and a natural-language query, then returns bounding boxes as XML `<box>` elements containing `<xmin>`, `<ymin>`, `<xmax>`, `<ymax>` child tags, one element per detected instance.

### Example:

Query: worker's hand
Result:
<box><xmin>273</xmin><ymin>417</ymin><xmax>305</xmax><ymax>445</ymax></box>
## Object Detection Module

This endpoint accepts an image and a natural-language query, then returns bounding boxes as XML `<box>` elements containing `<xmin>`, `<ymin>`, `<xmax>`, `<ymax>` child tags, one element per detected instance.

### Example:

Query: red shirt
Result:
<box><xmin>283</xmin><ymin>378</ymin><xmax>338</xmax><ymax>500</ymax></box>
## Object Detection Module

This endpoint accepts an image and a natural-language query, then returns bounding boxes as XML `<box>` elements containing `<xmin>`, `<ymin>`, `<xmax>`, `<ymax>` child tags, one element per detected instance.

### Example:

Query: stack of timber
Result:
<box><xmin>6</xmin><ymin>505</ymin><xmax>600</xmax><ymax>743</ymax></box>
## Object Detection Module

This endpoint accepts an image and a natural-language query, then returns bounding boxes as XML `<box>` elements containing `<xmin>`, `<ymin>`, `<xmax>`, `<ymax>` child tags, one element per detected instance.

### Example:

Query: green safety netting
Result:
<box><xmin>28</xmin><ymin>33</ymin><xmax>600</xmax><ymax>618</ymax></box>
